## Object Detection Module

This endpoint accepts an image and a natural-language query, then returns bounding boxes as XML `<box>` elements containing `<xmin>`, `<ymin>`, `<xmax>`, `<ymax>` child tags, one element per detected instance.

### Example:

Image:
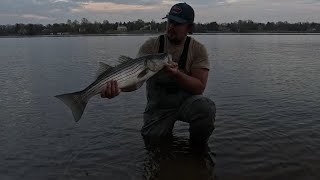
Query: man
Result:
<box><xmin>101</xmin><ymin>3</ymin><xmax>216</xmax><ymax>148</ymax></box>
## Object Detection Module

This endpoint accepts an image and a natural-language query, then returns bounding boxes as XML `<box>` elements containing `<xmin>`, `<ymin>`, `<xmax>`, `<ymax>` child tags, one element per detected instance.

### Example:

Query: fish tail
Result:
<box><xmin>55</xmin><ymin>90</ymin><xmax>88</xmax><ymax>122</ymax></box>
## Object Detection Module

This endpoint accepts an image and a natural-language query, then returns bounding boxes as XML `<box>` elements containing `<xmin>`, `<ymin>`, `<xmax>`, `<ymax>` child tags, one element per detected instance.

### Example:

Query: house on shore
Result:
<box><xmin>117</xmin><ymin>25</ymin><xmax>127</xmax><ymax>32</ymax></box>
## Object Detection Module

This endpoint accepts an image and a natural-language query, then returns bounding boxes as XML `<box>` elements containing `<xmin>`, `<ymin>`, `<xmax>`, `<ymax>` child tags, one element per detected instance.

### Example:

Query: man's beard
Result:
<box><xmin>167</xmin><ymin>32</ymin><xmax>183</xmax><ymax>45</ymax></box>
<box><xmin>168</xmin><ymin>37</ymin><xmax>181</xmax><ymax>45</ymax></box>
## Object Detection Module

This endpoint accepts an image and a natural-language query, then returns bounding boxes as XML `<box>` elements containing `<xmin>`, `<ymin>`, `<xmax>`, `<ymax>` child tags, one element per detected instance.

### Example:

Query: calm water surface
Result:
<box><xmin>0</xmin><ymin>35</ymin><xmax>320</xmax><ymax>180</ymax></box>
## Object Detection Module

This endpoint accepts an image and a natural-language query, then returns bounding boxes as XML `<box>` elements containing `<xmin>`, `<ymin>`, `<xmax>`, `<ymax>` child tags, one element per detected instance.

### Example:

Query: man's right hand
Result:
<box><xmin>101</xmin><ymin>80</ymin><xmax>120</xmax><ymax>99</ymax></box>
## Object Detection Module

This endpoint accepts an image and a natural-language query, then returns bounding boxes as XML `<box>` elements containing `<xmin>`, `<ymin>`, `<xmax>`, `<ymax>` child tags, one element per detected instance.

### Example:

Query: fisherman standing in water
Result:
<box><xmin>101</xmin><ymin>2</ymin><xmax>216</xmax><ymax>149</ymax></box>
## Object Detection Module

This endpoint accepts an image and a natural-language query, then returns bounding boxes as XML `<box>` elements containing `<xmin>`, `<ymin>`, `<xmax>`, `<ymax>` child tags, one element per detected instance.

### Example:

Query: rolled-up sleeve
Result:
<box><xmin>137</xmin><ymin>37</ymin><xmax>157</xmax><ymax>58</ymax></box>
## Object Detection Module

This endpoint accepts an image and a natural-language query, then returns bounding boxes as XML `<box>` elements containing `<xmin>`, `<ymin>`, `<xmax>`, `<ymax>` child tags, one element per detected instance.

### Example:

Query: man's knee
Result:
<box><xmin>195</xmin><ymin>97</ymin><xmax>216</xmax><ymax>116</ymax></box>
<box><xmin>141</xmin><ymin>113</ymin><xmax>175</xmax><ymax>142</ymax></box>
<box><xmin>184</xmin><ymin>96</ymin><xmax>216</xmax><ymax>123</ymax></box>
<box><xmin>182</xmin><ymin>96</ymin><xmax>216</xmax><ymax>144</ymax></box>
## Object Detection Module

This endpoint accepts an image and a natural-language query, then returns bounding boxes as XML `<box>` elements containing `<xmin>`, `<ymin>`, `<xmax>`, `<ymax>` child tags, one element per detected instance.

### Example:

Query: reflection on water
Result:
<box><xmin>142</xmin><ymin>136</ymin><xmax>215</xmax><ymax>180</ymax></box>
<box><xmin>62</xmin><ymin>135</ymin><xmax>215</xmax><ymax>180</ymax></box>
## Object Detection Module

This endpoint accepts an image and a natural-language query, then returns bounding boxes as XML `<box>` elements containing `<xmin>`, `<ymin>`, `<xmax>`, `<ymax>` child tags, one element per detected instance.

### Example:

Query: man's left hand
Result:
<box><xmin>165</xmin><ymin>62</ymin><xmax>179</xmax><ymax>76</ymax></box>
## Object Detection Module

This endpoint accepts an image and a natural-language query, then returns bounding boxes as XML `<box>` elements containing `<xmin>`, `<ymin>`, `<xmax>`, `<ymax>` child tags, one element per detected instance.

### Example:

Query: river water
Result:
<box><xmin>0</xmin><ymin>34</ymin><xmax>319</xmax><ymax>180</ymax></box>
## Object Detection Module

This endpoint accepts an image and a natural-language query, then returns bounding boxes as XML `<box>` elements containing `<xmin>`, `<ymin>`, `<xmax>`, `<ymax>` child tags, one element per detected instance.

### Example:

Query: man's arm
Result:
<box><xmin>166</xmin><ymin>63</ymin><xmax>208</xmax><ymax>95</ymax></box>
<box><xmin>171</xmin><ymin>41</ymin><xmax>210</xmax><ymax>95</ymax></box>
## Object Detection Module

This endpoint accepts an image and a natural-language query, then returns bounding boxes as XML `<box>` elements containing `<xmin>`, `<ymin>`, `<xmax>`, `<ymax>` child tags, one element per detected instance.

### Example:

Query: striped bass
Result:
<box><xmin>55</xmin><ymin>53</ymin><xmax>173</xmax><ymax>122</ymax></box>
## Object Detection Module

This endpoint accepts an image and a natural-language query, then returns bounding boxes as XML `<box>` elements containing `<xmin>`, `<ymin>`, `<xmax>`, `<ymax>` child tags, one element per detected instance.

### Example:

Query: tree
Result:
<box><xmin>207</xmin><ymin>22</ymin><xmax>219</xmax><ymax>31</ymax></box>
<box><xmin>1</xmin><ymin>18</ymin><xmax>320</xmax><ymax>35</ymax></box>
<box><xmin>81</xmin><ymin>18</ymin><xmax>89</xmax><ymax>25</ymax></box>
<box><xmin>134</xmin><ymin>19</ymin><xmax>145</xmax><ymax>30</ymax></box>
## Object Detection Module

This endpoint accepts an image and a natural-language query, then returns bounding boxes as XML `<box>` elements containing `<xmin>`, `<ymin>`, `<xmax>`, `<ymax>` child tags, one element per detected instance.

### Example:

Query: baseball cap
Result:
<box><xmin>162</xmin><ymin>3</ymin><xmax>195</xmax><ymax>24</ymax></box>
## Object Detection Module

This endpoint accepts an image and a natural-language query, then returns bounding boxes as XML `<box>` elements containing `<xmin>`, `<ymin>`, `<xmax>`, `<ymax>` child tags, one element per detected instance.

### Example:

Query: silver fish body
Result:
<box><xmin>55</xmin><ymin>53</ymin><xmax>173</xmax><ymax>122</ymax></box>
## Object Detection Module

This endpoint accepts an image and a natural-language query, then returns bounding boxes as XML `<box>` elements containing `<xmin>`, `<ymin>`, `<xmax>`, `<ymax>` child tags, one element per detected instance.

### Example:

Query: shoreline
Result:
<box><xmin>1</xmin><ymin>32</ymin><xmax>320</xmax><ymax>38</ymax></box>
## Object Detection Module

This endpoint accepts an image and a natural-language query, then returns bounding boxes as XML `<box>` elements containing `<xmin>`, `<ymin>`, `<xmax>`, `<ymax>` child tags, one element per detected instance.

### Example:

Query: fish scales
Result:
<box><xmin>55</xmin><ymin>53</ymin><xmax>173</xmax><ymax>122</ymax></box>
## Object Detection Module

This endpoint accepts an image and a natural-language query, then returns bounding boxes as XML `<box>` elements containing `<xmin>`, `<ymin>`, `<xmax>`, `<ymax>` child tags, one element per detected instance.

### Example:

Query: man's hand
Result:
<box><xmin>101</xmin><ymin>80</ymin><xmax>120</xmax><ymax>99</ymax></box>
<box><xmin>164</xmin><ymin>64</ymin><xmax>209</xmax><ymax>95</ymax></box>
<box><xmin>165</xmin><ymin>62</ymin><xmax>179</xmax><ymax>76</ymax></box>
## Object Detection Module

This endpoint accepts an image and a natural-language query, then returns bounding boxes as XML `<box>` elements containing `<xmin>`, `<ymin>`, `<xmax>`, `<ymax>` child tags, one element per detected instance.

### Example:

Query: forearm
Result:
<box><xmin>174</xmin><ymin>70</ymin><xmax>205</xmax><ymax>95</ymax></box>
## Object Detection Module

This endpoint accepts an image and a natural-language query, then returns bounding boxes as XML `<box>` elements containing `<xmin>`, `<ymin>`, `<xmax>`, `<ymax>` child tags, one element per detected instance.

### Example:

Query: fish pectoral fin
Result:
<box><xmin>137</xmin><ymin>69</ymin><xmax>148</xmax><ymax>79</ymax></box>
<box><xmin>96</xmin><ymin>62</ymin><xmax>113</xmax><ymax>78</ymax></box>
<box><xmin>120</xmin><ymin>81</ymin><xmax>145</xmax><ymax>92</ymax></box>
<box><xmin>120</xmin><ymin>87</ymin><xmax>134</xmax><ymax>92</ymax></box>
<box><xmin>135</xmin><ymin>80</ymin><xmax>145</xmax><ymax>89</ymax></box>
<box><xmin>118</xmin><ymin>55</ymin><xmax>134</xmax><ymax>64</ymax></box>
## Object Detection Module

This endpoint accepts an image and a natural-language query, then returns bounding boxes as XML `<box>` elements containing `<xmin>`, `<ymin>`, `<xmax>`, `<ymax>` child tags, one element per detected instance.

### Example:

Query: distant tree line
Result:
<box><xmin>1</xmin><ymin>18</ymin><xmax>320</xmax><ymax>36</ymax></box>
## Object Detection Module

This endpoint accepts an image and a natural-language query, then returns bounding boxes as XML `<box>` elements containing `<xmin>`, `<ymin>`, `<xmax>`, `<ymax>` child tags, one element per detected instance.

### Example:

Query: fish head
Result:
<box><xmin>145</xmin><ymin>53</ymin><xmax>173</xmax><ymax>72</ymax></box>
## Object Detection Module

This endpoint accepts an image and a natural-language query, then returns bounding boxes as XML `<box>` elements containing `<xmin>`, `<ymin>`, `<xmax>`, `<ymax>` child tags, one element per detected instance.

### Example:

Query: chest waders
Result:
<box><xmin>145</xmin><ymin>35</ymin><xmax>192</xmax><ymax>110</ymax></box>
<box><xmin>142</xmin><ymin>35</ymin><xmax>216</xmax><ymax>147</ymax></box>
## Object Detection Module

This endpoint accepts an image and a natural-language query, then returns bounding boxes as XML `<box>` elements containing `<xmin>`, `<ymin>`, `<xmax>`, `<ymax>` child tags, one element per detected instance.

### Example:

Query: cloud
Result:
<box><xmin>50</xmin><ymin>0</ymin><xmax>70</xmax><ymax>2</ymax></box>
<box><xmin>48</xmin><ymin>9</ymin><xmax>63</xmax><ymax>13</ymax></box>
<box><xmin>21</xmin><ymin>14</ymin><xmax>53</xmax><ymax>20</ymax></box>
<box><xmin>0</xmin><ymin>0</ymin><xmax>319</xmax><ymax>24</ymax></box>
<box><xmin>69</xmin><ymin>0</ymin><xmax>163</xmax><ymax>5</ymax></box>
<box><xmin>72</xmin><ymin>2</ymin><xmax>156</xmax><ymax>13</ymax></box>
<box><xmin>0</xmin><ymin>0</ymin><xmax>80</xmax><ymax>23</ymax></box>
<box><xmin>162</xmin><ymin>0</ymin><xmax>181</xmax><ymax>5</ymax></box>
<box><xmin>198</xmin><ymin>0</ymin><xmax>320</xmax><ymax>23</ymax></box>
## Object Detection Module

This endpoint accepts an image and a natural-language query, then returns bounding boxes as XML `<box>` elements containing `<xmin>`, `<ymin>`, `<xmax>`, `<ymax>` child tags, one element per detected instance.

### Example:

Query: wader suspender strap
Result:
<box><xmin>158</xmin><ymin>35</ymin><xmax>165</xmax><ymax>53</ymax></box>
<box><xmin>158</xmin><ymin>35</ymin><xmax>191</xmax><ymax>70</ymax></box>
<box><xmin>179</xmin><ymin>36</ymin><xmax>191</xmax><ymax>70</ymax></box>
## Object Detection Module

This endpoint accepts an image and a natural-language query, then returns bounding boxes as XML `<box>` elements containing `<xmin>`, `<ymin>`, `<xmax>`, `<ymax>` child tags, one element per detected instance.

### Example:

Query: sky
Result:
<box><xmin>0</xmin><ymin>0</ymin><xmax>320</xmax><ymax>25</ymax></box>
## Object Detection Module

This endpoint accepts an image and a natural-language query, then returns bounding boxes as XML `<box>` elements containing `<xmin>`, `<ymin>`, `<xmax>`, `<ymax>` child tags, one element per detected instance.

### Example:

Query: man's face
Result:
<box><xmin>166</xmin><ymin>19</ymin><xmax>190</xmax><ymax>44</ymax></box>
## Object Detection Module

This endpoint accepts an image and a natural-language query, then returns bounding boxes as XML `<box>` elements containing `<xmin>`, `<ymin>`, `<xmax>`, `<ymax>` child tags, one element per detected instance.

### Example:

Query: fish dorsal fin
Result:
<box><xmin>96</xmin><ymin>62</ymin><xmax>113</xmax><ymax>77</ymax></box>
<box><xmin>118</xmin><ymin>55</ymin><xmax>133</xmax><ymax>64</ymax></box>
